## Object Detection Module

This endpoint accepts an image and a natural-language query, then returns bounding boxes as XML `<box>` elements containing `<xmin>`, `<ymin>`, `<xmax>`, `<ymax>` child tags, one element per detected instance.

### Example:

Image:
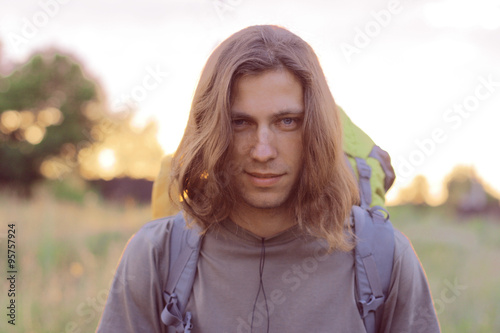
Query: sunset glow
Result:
<box><xmin>1</xmin><ymin>0</ymin><xmax>498</xmax><ymax>202</ymax></box>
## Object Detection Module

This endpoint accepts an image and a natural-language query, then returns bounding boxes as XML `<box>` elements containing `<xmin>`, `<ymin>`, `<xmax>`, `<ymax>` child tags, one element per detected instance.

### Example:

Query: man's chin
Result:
<box><xmin>241</xmin><ymin>195</ymin><xmax>291</xmax><ymax>211</ymax></box>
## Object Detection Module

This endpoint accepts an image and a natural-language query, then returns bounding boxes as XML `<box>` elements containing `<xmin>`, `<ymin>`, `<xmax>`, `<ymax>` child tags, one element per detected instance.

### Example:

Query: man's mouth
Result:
<box><xmin>245</xmin><ymin>172</ymin><xmax>284</xmax><ymax>186</ymax></box>
<box><xmin>247</xmin><ymin>172</ymin><xmax>283</xmax><ymax>178</ymax></box>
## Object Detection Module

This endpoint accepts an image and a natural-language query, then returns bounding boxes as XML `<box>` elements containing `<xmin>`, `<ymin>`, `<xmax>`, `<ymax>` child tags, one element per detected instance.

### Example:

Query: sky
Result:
<box><xmin>1</xmin><ymin>0</ymin><xmax>499</xmax><ymax>203</ymax></box>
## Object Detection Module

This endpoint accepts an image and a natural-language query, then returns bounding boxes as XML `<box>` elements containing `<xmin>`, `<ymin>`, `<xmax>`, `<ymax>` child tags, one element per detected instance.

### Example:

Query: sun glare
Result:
<box><xmin>98</xmin><ymin>148</ymin><xmax>116</xmax><ymax>170</ymax></box>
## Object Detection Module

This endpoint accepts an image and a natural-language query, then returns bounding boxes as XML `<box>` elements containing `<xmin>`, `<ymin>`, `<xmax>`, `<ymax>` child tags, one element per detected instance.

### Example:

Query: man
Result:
<box><xmin>97</xmin><ymin>25</ymin><xmax>440</xmax><ymax>332</ymax></box>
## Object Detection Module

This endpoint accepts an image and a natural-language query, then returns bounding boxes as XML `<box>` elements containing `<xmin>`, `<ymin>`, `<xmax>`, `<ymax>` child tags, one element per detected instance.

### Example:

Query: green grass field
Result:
<box><xmin>390</xmin><ymin>205</ymin><xmax>500</xmax><ymax>332</ymax></box>
<box><xmin>1</xmin><ymin>187</ymin><xmax>499</xmax><ymax>332</ymax></box>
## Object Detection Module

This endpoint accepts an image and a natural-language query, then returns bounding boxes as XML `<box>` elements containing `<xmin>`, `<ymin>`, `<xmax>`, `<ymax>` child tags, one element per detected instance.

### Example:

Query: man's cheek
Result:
<box><xmin>225</xmin><ymin>160</ymin><xmax>242</xmax><ymax>176</ymax></box>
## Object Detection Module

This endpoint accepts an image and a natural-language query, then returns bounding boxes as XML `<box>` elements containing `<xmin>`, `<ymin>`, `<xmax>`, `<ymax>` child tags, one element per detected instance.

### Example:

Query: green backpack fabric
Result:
<box><xmin>338</xmin><ymin>106</ymin><xmax>395</xmax><ymax>208</ymax></box>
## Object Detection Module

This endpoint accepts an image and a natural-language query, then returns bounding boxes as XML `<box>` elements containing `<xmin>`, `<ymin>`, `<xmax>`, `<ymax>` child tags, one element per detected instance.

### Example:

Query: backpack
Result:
<box><xmin>155</xmin><ymin>106</ymin><xmax>396</xmax><ymax>333</ymax></box>
<box><xmin>339</xmin><ymin>105</ymin><xmax>395</xmax><ymax>209</ymax></box>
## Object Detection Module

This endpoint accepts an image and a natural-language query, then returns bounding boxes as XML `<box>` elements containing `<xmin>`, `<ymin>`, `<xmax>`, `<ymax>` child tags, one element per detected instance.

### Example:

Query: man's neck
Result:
<box><xmin>229</xmin><ymin>204</ymin><xmax>296</xmax><ymax>239</ymax></box>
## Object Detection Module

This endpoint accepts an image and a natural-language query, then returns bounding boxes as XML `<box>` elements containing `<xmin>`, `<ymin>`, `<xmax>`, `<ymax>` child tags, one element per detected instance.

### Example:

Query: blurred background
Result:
<box><xmin>0</xmin><ymin>0</ymin><xmax>499</xmax><ymax>332</ymax></box>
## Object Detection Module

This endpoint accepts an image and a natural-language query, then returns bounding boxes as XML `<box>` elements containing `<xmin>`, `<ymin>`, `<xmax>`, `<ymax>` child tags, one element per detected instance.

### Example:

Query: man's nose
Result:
<box><xmin>250</xmin><ymin>126</ymin><xmax>277</xmax><ymax>162</ymax></box>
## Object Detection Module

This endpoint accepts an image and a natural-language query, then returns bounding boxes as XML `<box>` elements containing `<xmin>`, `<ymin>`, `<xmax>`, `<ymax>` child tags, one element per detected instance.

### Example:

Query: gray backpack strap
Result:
<box><xmin>355</xmin><ymin>157</ymin><xmax>372</xmax><ymax>208</ymax></box>
<box><xmin>368</xmin><ymin>145</ymin><xmax>396</xmax><ymax>192</ymax></box>
<box><xmin>352</xmin><ymin>205</ymin><xmax>395</xmax><ymax>333</ymax></box>
<box><xmin>160</xmin><ymin>212</ymin><xmax>202</xmax><ymax>333</ymax></box>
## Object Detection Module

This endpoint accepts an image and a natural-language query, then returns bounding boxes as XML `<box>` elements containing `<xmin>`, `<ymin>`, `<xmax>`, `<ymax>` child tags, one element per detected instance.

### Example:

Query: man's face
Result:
<box><xmin>229</xmin><ymin>69</ymin><xmax>304</xmax><ymax>212</ymax></box>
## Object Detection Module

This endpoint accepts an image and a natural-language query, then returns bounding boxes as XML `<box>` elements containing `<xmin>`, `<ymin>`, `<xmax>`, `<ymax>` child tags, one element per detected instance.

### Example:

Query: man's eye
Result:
<box><xmin>279</xmin><ymin>117</ymin><xmax>300</xmax><ymax>128</ymax></box>
<box><xmin>232</xmin><ymin>119</ymin><xmax>248</xmax><ymax>127</ymax></box>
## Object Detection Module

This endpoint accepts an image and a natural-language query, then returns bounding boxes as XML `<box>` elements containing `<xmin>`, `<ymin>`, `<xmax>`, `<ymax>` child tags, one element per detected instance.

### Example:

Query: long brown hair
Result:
<box><xmin>170</xmin><ymin>25</ymin><xmax>359</xmax><ymax>250</ymax></box>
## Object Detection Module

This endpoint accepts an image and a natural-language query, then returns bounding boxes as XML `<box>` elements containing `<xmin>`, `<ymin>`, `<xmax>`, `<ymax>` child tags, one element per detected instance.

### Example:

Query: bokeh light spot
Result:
<box><xmin>1</xmin><ymin>110</ymin><xmax>21</xmax><ymax>132</ymax></box>
<box><xmin>37</xmin><ymin>107</ymin><xmax>63</xmax><ymax>127</ymax></box>
<box><xmin>25</xmin><ymin>125</ymin><xmax>46</xmax><ymax>145</ymax></box>
<box><xmin>70</xmin><ymin>262</ymin><xmax>84</xmax><ymax>278</ymax></box>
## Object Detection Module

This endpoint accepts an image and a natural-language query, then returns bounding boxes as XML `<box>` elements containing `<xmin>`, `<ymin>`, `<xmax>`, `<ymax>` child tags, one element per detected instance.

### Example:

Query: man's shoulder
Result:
<box><xmin>392</xmin><ymin>228</ymin><xmax>414</xmax><ymax>262</ymax></box>
<box><xmin>128</xmin><ymin>213</ymin><xmax>183</xmax><ymax>252</ymax></box>
<box><xmin>391</xmin><ymin>227</ymin><xmax>429</xmax><ymax>278</ymax></box>
<box><xmin>140</xmin><ymin>214</ymin><xmax>179</xmax><ymax>232</ymax></box>
<box><xmin>130</xmin><ymin>211</ymin><xmax>200</xmax><ymax>252</ymax></box>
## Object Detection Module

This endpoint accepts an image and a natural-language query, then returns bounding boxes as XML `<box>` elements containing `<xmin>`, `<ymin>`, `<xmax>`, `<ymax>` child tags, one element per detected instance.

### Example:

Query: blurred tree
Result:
<box><xmin>0</xmin><ymin>51</ymin><xmax>98</xmax><ymax>195</ymax></box>
<box><xmin>397</xmin><ymin>174</ymin><xmax>431</xmax><ymax>206</ymax></box>
<box><xmin>443</xmin><ymin>165</ymin><xmax>498</xmax><ymax>216</ymax></box>
<box><xmin>77</xmin><ymin>111</ymin><xmax>164</xmax><ymax>181</ymax></box>
<box><xmin>0</xmin><ymin>40</ymin><xmax>3</xmax><ymax>72</ymax></box>
<box><xmin>444</xmin><ymin>166</ymin><xmax>476</xmax><ymax>208</ymax></box>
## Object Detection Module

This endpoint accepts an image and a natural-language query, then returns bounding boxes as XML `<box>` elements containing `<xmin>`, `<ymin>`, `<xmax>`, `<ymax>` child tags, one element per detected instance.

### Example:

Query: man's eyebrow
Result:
<box><xmin>230</xmin><ymin>109</ymin><xmax>304</xmax><ymax>118</ymax></box>
<box><xmin>274</xmin><ymin>109</ymin><xmax>304</xmax><ymax>116</ymax></box>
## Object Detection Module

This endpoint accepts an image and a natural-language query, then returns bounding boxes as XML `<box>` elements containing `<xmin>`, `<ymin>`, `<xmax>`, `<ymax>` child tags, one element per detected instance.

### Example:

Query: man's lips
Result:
<box><xmin>245</xmin><ymin>171</ymin><xmax>284</xmax><ymax>186</ymax></box>
<box><xmin>247</xmin><ymin>172</ymin><xmax>283</xmax><ymax>178</ymax></box>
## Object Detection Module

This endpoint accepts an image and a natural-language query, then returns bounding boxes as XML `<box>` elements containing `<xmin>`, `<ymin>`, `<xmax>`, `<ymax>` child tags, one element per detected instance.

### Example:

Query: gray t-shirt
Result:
<box><xmin>97</xmin><ymin>217</ymin><xmax>440</xmax><ymax>333</ymax></box>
